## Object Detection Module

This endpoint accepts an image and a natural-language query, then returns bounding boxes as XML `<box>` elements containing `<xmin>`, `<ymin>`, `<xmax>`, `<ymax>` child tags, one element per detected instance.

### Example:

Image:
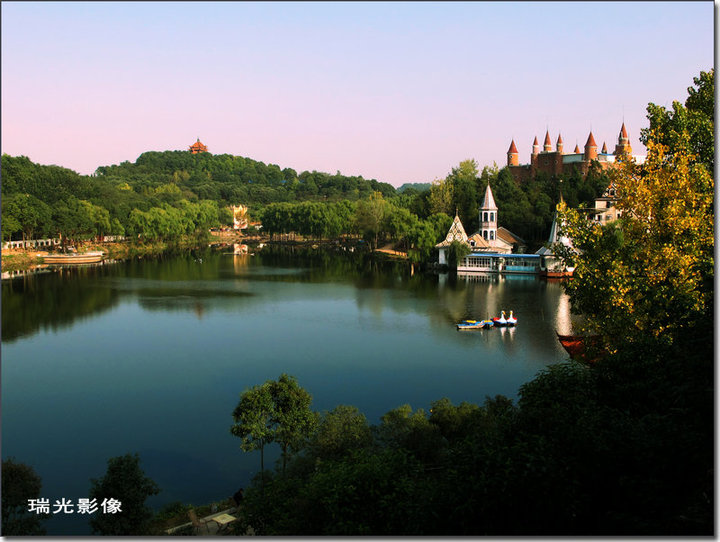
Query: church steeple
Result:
<box><xmin>479</xmin><ymin>183</ymin><xmax>498</xmax><ymax>242</ymax></box>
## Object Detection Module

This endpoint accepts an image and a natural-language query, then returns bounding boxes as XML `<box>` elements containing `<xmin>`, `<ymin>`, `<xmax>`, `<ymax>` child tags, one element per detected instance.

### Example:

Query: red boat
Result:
<box><xmin>556</xmin><ymin>333</ymin><xmax>602</xmax><ymax>363</ymax></box>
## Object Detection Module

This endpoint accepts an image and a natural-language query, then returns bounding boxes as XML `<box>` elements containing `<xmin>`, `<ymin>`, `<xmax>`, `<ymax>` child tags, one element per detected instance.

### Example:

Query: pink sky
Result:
<box><xmin>1</xmin><ymin>2</ymin><xmax>714</xmax><ymax>187</ymax></box>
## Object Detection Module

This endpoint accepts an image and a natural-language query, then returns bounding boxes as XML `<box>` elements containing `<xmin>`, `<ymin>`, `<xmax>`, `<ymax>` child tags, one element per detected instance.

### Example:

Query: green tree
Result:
<box><xmin>231</xmin><ymin>382</ymin><xmax>275</xmax><ymax>485</ymax></box>
<box><xmin>355</xmin><ymin>191</ymin><xmax>390</xmax><ymax>249</ymax></box>
<box><xmin>88</xmin><ymin>453</ymin><xmax>160</xmax><ymax>536</ymax></box>
<box><xmin>3</xmin><ymin>193</ymin><xmax>52</xmax><ymax>246</ymax></box>
<box><xmin>641</xmin><ymin>69</ymin><xmax>714</xmax><ymax>175</ymax></box>
<box><xmin>270</xmin><ymin>374</ymin><xmax>318</xmax><ymax>473</ymax></box>
<box><xmin>560</xmin><ymin>132</ymin><xmax>713</xmax><ymax>356</ymax></box>
<box><xmin>309</xmin><ymin>405</ymin><xmax>373</xmax><ymax>460</ymax></box>
<box><xmin>1</xmin><ymin>458</ymin><xmax>48</xmax><ymax>535</ymax></box>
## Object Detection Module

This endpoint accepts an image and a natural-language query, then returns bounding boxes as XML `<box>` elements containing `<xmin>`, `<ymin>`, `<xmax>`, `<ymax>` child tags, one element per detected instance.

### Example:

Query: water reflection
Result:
<box><xmin>3</xmin><ymin>246</ymin><xmax>579</xmax><ymax>535</ymax></box>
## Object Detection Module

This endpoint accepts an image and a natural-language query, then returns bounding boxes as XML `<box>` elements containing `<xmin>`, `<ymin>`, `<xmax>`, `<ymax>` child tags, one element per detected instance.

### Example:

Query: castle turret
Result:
<box><xmin>584</xmin><ymin>132</ymin><xmax>598</xmax><ymax>161</ymax></box>
<box><xmin>556</xmin><ymin>133</ymin><xmax>564</xmax><ymax>154</ymax></box>
<box><xmin>532</xmin><ymin>136</ymin><xmax>540</xmax><ymax>156</ymax></box>
<box><xmin>479</xmin><ymin>183</ymin><xmax>498</xmax><ymax>242</ymax></box>
<box><xmin>614</xmin><ymin>122</ymin><xmax>632</xmax><ymax>156</ymax></box>
<box><xmin>573</xmin><ymin>143</ymin><xmax>581</xmax><ymax>154</ymax></box>
<box><xmin>543</xmin><ymin>130</ymin><xmax>552</xmax><ymax>152</ymax></box>
<box><xmin>601</xmin><ymin>141</ymin><xmax>608</xmax><ymax>154</ymax></box>
<box><xmin>507</xmin><ymin>139</ymin><xmax>519</xmax><ymax>166</ymax></box>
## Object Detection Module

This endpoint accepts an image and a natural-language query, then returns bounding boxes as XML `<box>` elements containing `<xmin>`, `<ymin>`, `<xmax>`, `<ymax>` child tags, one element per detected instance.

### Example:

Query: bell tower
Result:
<box><xmin>479</xmin><ymin>183</ymin><xmax>498</xmax><ymax>242</ymax></box>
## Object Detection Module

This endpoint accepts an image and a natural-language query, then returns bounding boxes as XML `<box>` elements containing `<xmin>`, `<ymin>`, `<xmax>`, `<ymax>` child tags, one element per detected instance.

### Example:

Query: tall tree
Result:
<box><xmin>231</xmin><ymin>382</ymin><xmax>275</xmax><ymax>486</ymax></box>
<box><xmin>269</xmin><ymin>374</ymin><xmax>318</xmax><ymax>474</ymax></box>
<box><xmin>559</xmin><ymin>71</ymin><xmax>714</xmax><ymax>356</ymax></box>
<box><xmin>88</xmin><ymin>453</ymin><xmax>160</xmax><ymax>536</ymax></box>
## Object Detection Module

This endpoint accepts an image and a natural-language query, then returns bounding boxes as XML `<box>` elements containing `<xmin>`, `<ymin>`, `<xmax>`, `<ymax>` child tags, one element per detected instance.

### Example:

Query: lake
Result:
<box><xmin>1</xmin><ymin>245</ymin><xmax>577</xmax><ymax>534</ymax></box>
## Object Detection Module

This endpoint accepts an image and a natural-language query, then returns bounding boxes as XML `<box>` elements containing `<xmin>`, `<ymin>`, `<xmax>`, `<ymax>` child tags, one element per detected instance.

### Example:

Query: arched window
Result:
<box><xmin>490</xmin><ymin>231</ymin><xmax>495</xmax><ymax>240</ymax></box>
<box><xmin>483</xmin><ymin>231</ymin><xmax>488</xmax><ymax>240</ymax></box>
<box><xmin>483</xmin><ymin>212</ymin><xmax>488</xmax><ymax>222</ymax></box>
<box><xmin>490</xmin><ymin>212</ymin><xmax>495</xmax><ymax>222</ymax></box>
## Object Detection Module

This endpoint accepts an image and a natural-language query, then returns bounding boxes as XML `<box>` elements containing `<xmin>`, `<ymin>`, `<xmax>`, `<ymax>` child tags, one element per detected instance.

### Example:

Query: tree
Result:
<box><xmin>641</xmin><ymin>69</ymin><xmax>714</xmax><ymax>175</ymax></box>
<box><xmin>3</xmin><ymin>193</ymin><xmax>52</xmax><ymax>246</ymax></box>
<box><xmin>559</xmin><ymin>70</ymin><xmax>714</xmax><ymax>357</ymax></box>
<box><xmin>309</xmin><ymin>405</ymin><xmax>373</xmax><ymax>460</ymax></box>
<box><xmin>2</xmin><ymin>458</ymin><xmax>48</xmax><ymax>535</ymax></box>
<box><xmin>231</xmin><ymin>382</ymin><xmax>275</xmax><ymax>485</ymax></box>
<box><xmin>269</xmin><ymin>374</ymin><xmax>318</xmax><ymax>474</ymax></box>
<box><xmin>355</xmin><ymin>192</ymin><xmax>390</xmax><ymax>249</ymax></box>
<box><xmin>447</xmin><ymin>159</ymin><xmax>479</xmax><ymax>232</ymax></box>
<box><xmin>88</xmin><ymin>453</ymin><xmax>160</xmax><ymax>536</ymax></box>
<box><xmin>428</xmin><ymin>177</ymin><xmax>454</xmax><ymax>216</ymax></box>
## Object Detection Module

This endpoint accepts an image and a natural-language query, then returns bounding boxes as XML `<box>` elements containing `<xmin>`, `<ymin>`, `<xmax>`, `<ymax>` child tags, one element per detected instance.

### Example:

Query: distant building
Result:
<box><xmin>436</xmin><ymin>184</ymin><xmax>531</xmax><ymax>273</ymax></box>
<box><xmin>189</xmin><ymin>138</ymin><xmax>208</xmax><ymax>154</ymax></box>
<box><xmin>593</xmin><ymin>181</ymin><xmax>622</xmax><ymax>224</ymax></box>
<box><xmin>506</xmin><ymin>122</ymin><xmax>645</xmax><ymax>182</ymax></box>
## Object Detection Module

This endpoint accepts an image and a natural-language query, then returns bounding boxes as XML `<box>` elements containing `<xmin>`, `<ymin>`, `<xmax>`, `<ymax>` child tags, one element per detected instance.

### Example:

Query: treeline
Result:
<box><xmin>1</xmin><ymin>155</ymin><xmax>228</xmax><ymax>247</ymax></box>
<box><xmin>2</xmin><ymin>138</ymin><xmax>610</xmax><ymax>253</ymax></box>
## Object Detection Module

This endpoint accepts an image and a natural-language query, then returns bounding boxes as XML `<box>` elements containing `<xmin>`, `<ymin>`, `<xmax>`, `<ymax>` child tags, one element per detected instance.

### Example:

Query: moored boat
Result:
<box><xmin>506</xmin><ymin>311</ymin><xmax>517</xmax><ymax>326</ymax></box>
<box><xmin>42</xmin><ymin>251</ymin><xmax>105</xmax><ymax>265</ymax></box>
<box><xmin>457</xmin><ymin>319</ymin><xmax>494</xmax><ymax>330</ymax></box>
<box><xmin>492</xmin><ymin>311</ymin><xmax>508</xmax><ymax>326</ymax></box>
<box><xmin>556</xmin><ymin>332</ymin><xmax>602</xmax><ymax>363</ymax></box>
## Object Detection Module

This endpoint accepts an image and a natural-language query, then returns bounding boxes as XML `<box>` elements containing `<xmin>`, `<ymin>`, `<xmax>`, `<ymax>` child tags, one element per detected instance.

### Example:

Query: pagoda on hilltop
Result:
<box><xmin>189</xmin><ymin>138</ymin><xmax>208</xmax><ymax>154</ymax></box>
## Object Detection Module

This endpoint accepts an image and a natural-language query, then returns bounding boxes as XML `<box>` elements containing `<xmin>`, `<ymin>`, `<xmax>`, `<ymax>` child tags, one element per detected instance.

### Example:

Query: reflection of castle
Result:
<box><xmin>232</xmin><ymin>205</ymin><xmax>248</xmax><ymax>230</ymax></box>
<box><xmin>506</xmin><ymin>123</ymin><xmax>645</xmax><ymax>182</ymax></box>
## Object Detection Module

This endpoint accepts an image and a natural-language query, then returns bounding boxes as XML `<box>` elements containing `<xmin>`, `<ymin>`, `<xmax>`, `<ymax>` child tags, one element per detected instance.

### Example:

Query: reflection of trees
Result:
<box><xmin>2</xmin><ymin>265</ymin><xmax>120</xmax><ymax>342</ymax></box>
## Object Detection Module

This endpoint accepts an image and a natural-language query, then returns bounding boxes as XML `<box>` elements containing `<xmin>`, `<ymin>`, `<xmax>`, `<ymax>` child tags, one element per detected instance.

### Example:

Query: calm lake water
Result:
<box><xmin>2</xmin><ymin>245</ymin><xmax>577</xmax><ymax>535</ymax></box>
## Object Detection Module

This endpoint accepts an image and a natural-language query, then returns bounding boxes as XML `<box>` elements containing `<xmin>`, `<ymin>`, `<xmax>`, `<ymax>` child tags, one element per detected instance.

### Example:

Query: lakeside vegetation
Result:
<box><xmin>1</xmin><ymin>69</ymin><xmax>713</xmax><ymax>536</ymax></box>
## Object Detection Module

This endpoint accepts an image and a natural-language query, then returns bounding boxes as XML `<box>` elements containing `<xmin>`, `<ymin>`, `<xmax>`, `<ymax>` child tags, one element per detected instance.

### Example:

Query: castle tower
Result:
<box><xmin>573</xmin><ymin>143</ymin><xmax>581</xmax><ymax>154</ymax></box>
<box><xmin>614</xmin><ymin>122</ymin><xmax>633</xmax><ymax>156</ymax></box>
<box><xmin>507</xmin><ymin>140</ymin><xmax>519</xmax><ymax>166</ymax></box>
<box><xmin>584</xmin><ymin>131</ymin><xmax>598</xmax><ymax>161</ymax></box>
<box><xmin>543</xmin><ymin>130</ymin><xmax>552</xmax><ymax>152</ymax></box>
<box><xmin>556</xmin><ymin>133</ymin><xmax>564</xmax><ymax>154</ymax></box>
<box><xmin>532</xmin><ymin>136</ymin><xmax>540</xmax><ymax>156</ymax></box>
<box><xmin>601</xmin><ymin>142</ymin><xmax>608</xmax><ymax>154</ymax></box>
<box><xmin>479</xmin><ymin>183</ymin><xmax>498</xmax><ymax>242</ymax></box>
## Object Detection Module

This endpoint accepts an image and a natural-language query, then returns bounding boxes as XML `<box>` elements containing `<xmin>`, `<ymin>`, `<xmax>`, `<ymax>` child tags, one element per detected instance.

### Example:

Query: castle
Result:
<box><xmin>506</xmin><ymin>122</ymin><xmax>645</xmax><ymax>182</ymax></box>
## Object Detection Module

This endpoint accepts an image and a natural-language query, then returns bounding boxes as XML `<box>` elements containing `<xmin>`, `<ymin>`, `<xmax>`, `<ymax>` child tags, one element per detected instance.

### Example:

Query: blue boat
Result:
<box><xmin>457</xmin><ymin>319</ymin><xmax>494</xmax><ymax>330</ymax></box>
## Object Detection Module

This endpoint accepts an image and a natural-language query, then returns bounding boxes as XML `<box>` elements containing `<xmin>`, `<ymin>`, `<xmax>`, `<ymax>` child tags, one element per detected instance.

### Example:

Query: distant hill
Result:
<box><xmin>397</xmin><ymin>183</ymin><xmax>431</xmax><ymax>193</ymax></box>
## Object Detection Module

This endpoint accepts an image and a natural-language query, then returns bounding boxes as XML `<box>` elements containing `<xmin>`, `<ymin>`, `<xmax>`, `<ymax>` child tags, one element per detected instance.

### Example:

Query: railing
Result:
<box><xmin>2</xmin><ymin>236</ymin><xmax>125</xmax><ymax>250</ymax></box>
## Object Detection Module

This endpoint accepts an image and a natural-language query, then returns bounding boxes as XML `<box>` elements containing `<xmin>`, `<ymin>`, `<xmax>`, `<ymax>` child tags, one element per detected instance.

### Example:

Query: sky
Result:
<box><xmin>1</xmin><ymin>1</ymin><xmax>714</xmax><ymax>187</ymax></box>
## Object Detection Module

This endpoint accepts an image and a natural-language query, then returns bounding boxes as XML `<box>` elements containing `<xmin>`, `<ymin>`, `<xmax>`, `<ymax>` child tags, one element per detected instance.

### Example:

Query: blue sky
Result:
<box><xmin>2</xmin><ymin>1</ymin><xmax>714</xmax><ymax>185</ymax></box>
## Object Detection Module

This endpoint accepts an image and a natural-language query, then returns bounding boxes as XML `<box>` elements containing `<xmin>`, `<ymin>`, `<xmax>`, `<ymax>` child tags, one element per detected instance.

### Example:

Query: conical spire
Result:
<box><xmin>601</xmin><ymin>142</ymin><xmax>608</xmax><ymax>153</ymax></box>
<box><xmin>573</xmin><ymin>143</ymin><xmax>581</xmax><ymax>154</ymax></box>
<box><xmin>543</xmin><ymin>130</ymin><xmax>552</xmax><ymax>152</ymax></box>
<box><xmin>481</xmin><ymin>183</ymin><xmax>497</xmax><ymax>210</ymax></box>
<box><xmin>508</xmin><ymin>139</ymin><xmax>518</xmax><ymax>153</ymax></box>
<box><xmin>585</xmin><ymin>131</ymin><xmax>597</xmax><ymax>147</ymax></box>
<box><xmin>620</xmin><ymin>122</ymin><xmax>628</xmax><ymax>139</ymax></box>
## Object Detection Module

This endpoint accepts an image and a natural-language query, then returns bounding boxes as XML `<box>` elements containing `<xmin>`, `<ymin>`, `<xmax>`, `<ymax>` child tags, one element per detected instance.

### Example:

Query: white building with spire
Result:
<box><xmin>436</xmin><ymin>183</ymin><xmax>538</xmax><ymax>274</ymax></box>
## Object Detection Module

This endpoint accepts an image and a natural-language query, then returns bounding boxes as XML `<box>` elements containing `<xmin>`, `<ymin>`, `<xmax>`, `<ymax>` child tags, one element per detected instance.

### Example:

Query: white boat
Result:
<box><xmin>42</xmin><ymin>251</ymin><xmax>105</xmax><ymax>265</ymax></box>
<box><xmin>506</xmin><ymin>311</ymin><xmax>517</xmax><ymax>326</ymax></box>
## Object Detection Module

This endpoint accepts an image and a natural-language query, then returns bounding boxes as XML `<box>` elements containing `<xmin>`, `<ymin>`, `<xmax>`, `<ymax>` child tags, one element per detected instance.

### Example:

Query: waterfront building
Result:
<box><xmin>436</xmin><ymin>184</ymin><xmax>538</xmax><ymax>274</ymax></box>
<box><xmin>189</xmin><ymin>138</ymin><xmax>208</xmax><ymax>154</ymax></box>
<box><xmin>535</xmin><ymin>196</ymin><xmax>575</xmax><ymax>277</ymax></box>
<box><xmin>506</xmin><ymin>122</ymin><xmax>645</xmax><ymax>183</ymax></box>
